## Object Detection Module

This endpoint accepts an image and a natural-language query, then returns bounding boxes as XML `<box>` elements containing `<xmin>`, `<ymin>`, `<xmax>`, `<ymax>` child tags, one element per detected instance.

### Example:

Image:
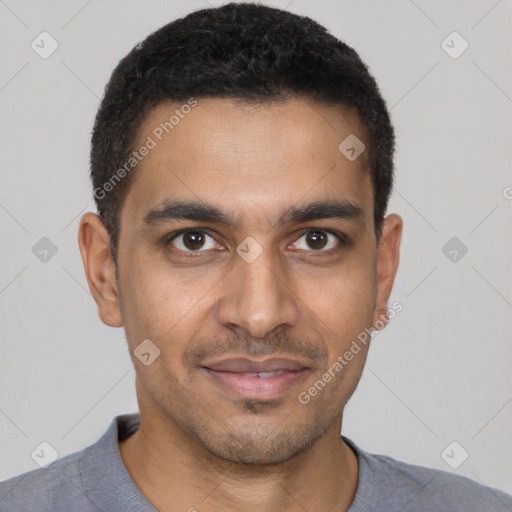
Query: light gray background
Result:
<box><xmin>1</xmin><ymin>0</ymin><xmax>511</xmax><ymax>495</ymax></box>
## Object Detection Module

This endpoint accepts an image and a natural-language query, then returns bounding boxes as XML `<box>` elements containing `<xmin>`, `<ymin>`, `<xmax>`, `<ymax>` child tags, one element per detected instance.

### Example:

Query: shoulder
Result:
<box><xmin>363</xmin><ymin>449</ymin><xmax>512</xmax><ymax>511</ymax></box>
<box><xmin>0</xmin><ymin>414</ymin><xmax>138</xmax><ymax>512</ymax></box>
<box><xmin>0</xmin><ymin>450</ymin><xmax>87</xmax><ymax>511</ymax></box>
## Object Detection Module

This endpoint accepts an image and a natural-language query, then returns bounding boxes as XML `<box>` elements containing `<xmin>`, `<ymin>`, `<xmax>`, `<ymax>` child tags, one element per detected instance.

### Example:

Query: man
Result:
<box><xmin>1</xmin><ymin>2</ymin><xmax>511</xmax><ymax>511</ymax></box>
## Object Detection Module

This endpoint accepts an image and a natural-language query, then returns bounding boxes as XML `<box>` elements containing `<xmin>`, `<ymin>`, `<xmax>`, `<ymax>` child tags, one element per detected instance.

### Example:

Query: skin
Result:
<box><xmin>78</xmin><ymin>97</ymin><xmax>402</xmax><ymax>512</ymax></box>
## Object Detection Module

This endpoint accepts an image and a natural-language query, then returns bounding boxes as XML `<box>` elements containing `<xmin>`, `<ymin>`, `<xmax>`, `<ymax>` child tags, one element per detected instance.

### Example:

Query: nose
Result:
<box><xmin>217</xmin><ymin>245</ymin><xmax>300</xmax><ymax>339</ymax></box>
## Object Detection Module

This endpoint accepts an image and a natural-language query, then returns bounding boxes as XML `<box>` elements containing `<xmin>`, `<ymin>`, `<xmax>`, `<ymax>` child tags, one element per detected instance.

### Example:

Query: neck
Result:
<box><xmin>119</xmin><ymin>411</ymin><xmax>359</xmax><ymax>512</ymax></box>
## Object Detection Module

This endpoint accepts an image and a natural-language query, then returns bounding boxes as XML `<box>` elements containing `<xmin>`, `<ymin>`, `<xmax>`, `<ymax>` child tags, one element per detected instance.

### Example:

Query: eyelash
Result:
<box><xmin>165</xmin><ymin>228</ymin><xmax>347</xmax><ymax>256</ymax></box>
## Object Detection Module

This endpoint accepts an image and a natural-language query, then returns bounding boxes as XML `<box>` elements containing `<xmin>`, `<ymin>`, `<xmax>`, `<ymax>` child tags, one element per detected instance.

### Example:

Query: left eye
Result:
<box><xmin>291</xmin><ymin>230</ymin><xmax>341</xmax><ymax>251</ymax></box>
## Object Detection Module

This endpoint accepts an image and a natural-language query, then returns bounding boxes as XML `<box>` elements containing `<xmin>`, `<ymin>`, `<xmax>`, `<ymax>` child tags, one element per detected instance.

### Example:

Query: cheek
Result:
<box><xmin>118</xmin><ymin>253</ymin><xmax>199</xmax><ymax>343</ymax></box>
<box><xmin>119</xmin><ymin>256</ymin><xmax>227</xmax><ymax>368</ymax></box>
<box><xmin>296</xmin><ymin>262</ymin><xmax>376</xmax><ymax>410</ymax></box>
<box><xmin>299</xmin><ymin>252</ymin><xmax>377</xmax><ymax>340</ymax></box>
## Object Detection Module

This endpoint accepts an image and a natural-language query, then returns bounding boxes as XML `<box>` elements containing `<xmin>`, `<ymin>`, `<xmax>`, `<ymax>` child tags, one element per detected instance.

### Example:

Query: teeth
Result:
<box><xmin>258</xmin><ymin>371</ymin><xmax>282</xmax><ymax>378</ymax></box>
<box><xmin>239</xmin><ymin>371</ymin><xmax>286</xmax><ymax>378</ymax></box>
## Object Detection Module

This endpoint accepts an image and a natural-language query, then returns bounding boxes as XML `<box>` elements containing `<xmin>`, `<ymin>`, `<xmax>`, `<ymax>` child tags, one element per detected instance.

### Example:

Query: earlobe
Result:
<box><xmin>373</xmin><ymin>213</ymin><xmax>403</xmax><ymax>330</ymax></box>
<box><xmin>78</xmin><ymin>212</ymin><xmax>123</xmax><ymax>328</ymax></box>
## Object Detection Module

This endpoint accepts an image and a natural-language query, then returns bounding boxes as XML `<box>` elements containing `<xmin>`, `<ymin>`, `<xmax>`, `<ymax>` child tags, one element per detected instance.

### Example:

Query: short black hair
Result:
<box><xmin>90</xmin><ymin>2</ymin><xmax>395</xmax><ymax>264</ymax></box>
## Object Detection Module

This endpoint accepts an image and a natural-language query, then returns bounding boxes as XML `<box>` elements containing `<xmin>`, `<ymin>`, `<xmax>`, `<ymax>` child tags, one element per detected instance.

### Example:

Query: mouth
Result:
<box><xmin>200</xmin><ymin>357</ymin><xmax>311</xmax><ymax>400</ymax></box>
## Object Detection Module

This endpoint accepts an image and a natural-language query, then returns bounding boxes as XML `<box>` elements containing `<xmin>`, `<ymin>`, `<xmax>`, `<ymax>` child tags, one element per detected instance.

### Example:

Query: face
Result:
<box><xmin>79</xmin><ymin>97</ymin><xmax>401</xmax><ymax>465</ymax></box>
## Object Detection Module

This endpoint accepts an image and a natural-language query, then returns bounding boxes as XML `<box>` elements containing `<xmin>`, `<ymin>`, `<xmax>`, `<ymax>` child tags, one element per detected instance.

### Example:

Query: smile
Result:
<box><xmin>201</xmin><ymin>364</ymin><xmax>310</xmax><ymax>400</ymax></box>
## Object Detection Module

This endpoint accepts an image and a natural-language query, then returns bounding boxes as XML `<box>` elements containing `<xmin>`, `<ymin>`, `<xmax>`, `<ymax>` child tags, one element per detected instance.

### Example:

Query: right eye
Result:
<box><xmin>167</xmin><ymin>229</ymin><xmax>222</xmax><ymax>253</ymax></box>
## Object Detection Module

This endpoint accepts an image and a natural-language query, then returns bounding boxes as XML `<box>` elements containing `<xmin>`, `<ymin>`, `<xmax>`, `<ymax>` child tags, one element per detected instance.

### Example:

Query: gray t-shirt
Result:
<box><xmin>1</xmin><ymin>413</ymin><xmax>511</xmax><ymax>511</ymax></box>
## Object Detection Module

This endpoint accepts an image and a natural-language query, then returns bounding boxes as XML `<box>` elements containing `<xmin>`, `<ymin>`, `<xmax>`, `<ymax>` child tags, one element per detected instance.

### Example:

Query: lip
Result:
<box><xmin>202</xmin><ymin>357</ymin><xmax>309</xmax><ymax>373</ymax></box>
<box><xmin>201</xmin><ymin>357</ymin><xmax>310</xmax><ymax>400</ymax></box>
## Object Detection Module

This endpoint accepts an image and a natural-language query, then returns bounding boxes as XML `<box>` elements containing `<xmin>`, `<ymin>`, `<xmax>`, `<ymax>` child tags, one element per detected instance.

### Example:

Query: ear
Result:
<box><xmin>372</xmin><ymin>213</ymin><xmax>403</xmax><ymax>329</ymax></box>
<box><xmin>78</xmin><ymin>212</ymin><xmax>123</xmax><ymax>327</ymax></box>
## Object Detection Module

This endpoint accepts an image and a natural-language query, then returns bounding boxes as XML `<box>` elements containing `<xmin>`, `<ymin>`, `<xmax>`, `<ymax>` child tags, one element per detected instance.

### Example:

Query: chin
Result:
<box><xmin>196</xmin><ymin>425</ymin><xmax>320</xmax><ymax>466</ymax></box>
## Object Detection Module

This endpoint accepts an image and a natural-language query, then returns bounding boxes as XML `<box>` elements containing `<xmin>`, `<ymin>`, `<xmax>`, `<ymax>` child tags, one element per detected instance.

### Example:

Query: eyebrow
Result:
<box><xmin>141</xmin><ymin>198</ymin><xmax>364</xmax><ymax>230</ymax></box>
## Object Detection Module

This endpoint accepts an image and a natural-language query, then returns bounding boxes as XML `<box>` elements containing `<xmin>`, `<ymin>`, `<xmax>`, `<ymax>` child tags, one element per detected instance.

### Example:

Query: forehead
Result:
<box><xmin>121</xmin><ymin>97</ymin><xmax>373</xmax><ymax>230</ymax></box>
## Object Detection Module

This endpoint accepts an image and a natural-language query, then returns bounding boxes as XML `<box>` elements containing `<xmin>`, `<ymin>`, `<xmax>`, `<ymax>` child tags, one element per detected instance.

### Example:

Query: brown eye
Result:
<box><xmin>306</xmin><ymin>231</ymin><xmax>328</xmax><ymax>250</ymax></box>
<box><xmin>169</xmin><ymin>230</ymin><xmax>217</xmax><ymax>252</ymax></box>
<box><xmin>292</xmin><ymin>230</ymin><xmax>341</xmax><ymax>251</ymax></box>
